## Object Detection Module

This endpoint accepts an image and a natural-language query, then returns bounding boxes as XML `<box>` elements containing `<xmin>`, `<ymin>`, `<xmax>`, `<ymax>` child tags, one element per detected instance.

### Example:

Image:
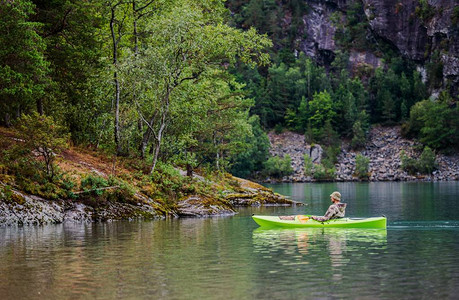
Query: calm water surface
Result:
<box><xmin>1</xmin><ymin>182</ymin><xmax>459</xmax><ymax>299</ymax></box>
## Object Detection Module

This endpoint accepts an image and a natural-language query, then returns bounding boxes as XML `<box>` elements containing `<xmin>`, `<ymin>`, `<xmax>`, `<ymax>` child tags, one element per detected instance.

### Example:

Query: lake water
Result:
<box><xmin>1</xmin><ymin>182</ymin><xmax>459</xmax><ymax>299</ymax></box>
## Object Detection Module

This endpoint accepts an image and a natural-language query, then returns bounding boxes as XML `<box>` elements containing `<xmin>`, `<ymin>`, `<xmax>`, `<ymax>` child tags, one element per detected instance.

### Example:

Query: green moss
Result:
<box><xmin>452</xmin><ymin>6</ymin><xmax>459</xmax><ymax>26</ymax></box>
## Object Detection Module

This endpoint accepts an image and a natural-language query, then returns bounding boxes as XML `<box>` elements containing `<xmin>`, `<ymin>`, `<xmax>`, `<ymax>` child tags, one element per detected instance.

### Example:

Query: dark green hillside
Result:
<box><xmin>0</xmin><ymin>0</ymin><xmax>457</xmax><ymax>186</ymax></box>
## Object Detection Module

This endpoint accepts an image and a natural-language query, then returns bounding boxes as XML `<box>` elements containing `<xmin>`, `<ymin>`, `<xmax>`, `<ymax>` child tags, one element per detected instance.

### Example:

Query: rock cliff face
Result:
<box><xmin>362</xmin><ymin>0</ymin><xmax>458</xmax><ymax>87</ymax></box>
<box><xmin>296</xmin><ymin>0</ymin><xmax>458</xmax><ymax>92</ymax></box>
<box><xmin>266</xmin><ymin>128</ymin><xmax>459</xmax><ymax>182</ymax></box>
<box><xmin>299</xmin><ymin>0</ymin><xmax>338</xmax><ymax>65</ymax></box>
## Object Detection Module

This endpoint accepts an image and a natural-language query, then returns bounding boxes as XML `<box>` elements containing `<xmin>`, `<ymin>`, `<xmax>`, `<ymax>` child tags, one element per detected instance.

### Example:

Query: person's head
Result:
<box><xmin>330</xmin><ymin>191</ymin><xmax>341</xmax><ymax>203</ymax></box>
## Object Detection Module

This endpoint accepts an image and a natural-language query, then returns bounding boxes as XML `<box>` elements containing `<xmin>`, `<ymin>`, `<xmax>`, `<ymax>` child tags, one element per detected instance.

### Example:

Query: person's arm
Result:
<box><xmin>311</xmin><ymin>205</ymin><xmax>338</xmax><ymax>222</ymax></box>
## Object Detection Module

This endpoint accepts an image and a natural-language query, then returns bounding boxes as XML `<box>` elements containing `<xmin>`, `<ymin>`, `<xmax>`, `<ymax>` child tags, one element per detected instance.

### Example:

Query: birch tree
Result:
<box><xmin>121</xmin><ymin>0</ymin><xmax>271</xmax><ymax>172</ymax></box>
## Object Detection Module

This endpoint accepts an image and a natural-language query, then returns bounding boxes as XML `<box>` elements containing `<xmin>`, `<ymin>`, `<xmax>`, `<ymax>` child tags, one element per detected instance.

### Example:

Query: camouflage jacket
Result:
<box><xmin>311</xmin><ymin>203</ymin><xmax>347</xmax><ymax>222</ymax></box>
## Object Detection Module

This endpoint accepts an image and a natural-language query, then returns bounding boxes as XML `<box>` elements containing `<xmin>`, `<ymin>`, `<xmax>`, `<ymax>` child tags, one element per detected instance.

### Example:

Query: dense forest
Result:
<box><xmin>0</xmin><ymin>0</ymin><xmax>458</xmax><ymax>187</ymax></box>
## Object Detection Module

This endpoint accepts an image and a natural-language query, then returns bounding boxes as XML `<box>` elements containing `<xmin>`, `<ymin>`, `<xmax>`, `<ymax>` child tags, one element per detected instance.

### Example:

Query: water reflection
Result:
<box><xmin>252</xmin><ymin>228</ymin><xmax>387</xmax><ymax>282</ymax></box>
<box><xmin>1</xmin><ymin>181</ymin><xmax>459</xmax><ymax>299</ymax></box>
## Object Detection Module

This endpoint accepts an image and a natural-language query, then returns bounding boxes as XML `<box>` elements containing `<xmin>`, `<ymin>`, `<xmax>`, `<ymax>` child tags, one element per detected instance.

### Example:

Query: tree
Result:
<box><xmin>303</xmin><ymin>154</ymin><xmax>314</xmax><ymax>176</ymax></box>
<box><xmin>31</xmin><ymin>0</ymin><xmax>105</xmax><ymax>142</ymax></box>
<box><xmin>263</xmin><ymin>155</ymin><xmax>293</xmax><ymax>178</ymax></box>
<box><xmin>307</xmin><ymin>90</ymin><xmax>336</xmax><ymax>140</ymax></box>
<box><xmin>354</xmin><ymin>154</ymin><xmax>370</xmax><ymax>179</ymax></box>
<box><xmin>108</xmin><ymin>0</ymin><xmax>130</xmax><ymax>155</ymax></box>
<box><xmin>173</xmin><ymin>71</ymin><xmax>255</xmax><ymax>174</ymax></box>
<box><xmin>16</xmin><ymin>112</ymin><xmax>68</xmax><ymax>179</ymax></box>
<box><xmin>230</xmin><ymin>116</ymin><xmax>270</xmax><ymax>178</ymax></box>
<box><xmin>405</xmin><ymin>99</ymin><xmax>458</xmax><ymax>150</ymax></box>
<box><xmin>351</xmin><ymin>121</ymin><xmax>366</xmax><ymax>149</ymax></box>
<box><xmin>122</xmin><ymin>0</ymin><xmax>271</xmax><ymax>172</ymax></box>
<box><xmin>0</xmin><ymin>0</ymin><xmax>50</xmax><ymax>124</ymax></box>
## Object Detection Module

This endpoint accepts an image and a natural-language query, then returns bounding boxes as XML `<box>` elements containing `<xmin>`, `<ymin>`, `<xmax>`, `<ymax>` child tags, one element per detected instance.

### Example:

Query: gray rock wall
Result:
<box><xmin>267</xmin><ymin>127</ymin><xmax>459</xmax><ymax>182</ymax></box>
<box><xmin>295</xmin><ymin>0</ymin><xmax>459</xmax><ymax>92</ymax></box>
<box><xmin>362</xmin><ymin>0</ymin><xmax>458</xmax><ymax>87</ymax></box>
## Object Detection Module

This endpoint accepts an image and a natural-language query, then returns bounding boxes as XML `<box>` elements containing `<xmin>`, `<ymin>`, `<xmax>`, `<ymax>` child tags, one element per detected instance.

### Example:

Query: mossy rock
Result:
<box><xmin>11</xmin><ymin>193</ymin><xmax>26</xmax><ymax>205</ymax></box>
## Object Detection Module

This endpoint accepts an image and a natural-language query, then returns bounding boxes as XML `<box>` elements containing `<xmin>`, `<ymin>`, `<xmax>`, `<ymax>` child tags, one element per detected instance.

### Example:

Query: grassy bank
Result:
<box><xmin>0</xmin><ymin>126</ymin><xmax>292</xmax><ymax>223</ymax></box>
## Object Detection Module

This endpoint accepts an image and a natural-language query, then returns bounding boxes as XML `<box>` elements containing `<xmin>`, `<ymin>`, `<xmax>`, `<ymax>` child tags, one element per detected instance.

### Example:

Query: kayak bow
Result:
<box><xmin>252</xmin><ymin>215</ymin><xmax>387</xmax><ymax>229</ymax></box>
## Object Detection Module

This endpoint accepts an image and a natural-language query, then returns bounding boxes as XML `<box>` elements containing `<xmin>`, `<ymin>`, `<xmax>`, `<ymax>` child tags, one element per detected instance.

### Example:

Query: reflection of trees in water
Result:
<box><xmin>0</xmin><ymin>222</ymin><xmax>172</xmax><ymax>298</ymax></box>
<box><xmin>252</xmin><ymin>228</ymin><xmax>387</xmax><ymax>282</ymax></box>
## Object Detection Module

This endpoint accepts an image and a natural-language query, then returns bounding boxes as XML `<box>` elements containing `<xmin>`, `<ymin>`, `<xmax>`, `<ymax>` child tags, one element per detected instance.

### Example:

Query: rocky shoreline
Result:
<box><xmin>268</xmin><ymin>126</ymin><xmax>459</xmax><ymax>182</ymax></box>
<box><xmin>0</xmin><ymin>176</ymin><xmax>300</xmax><ymax>226</ymax></box>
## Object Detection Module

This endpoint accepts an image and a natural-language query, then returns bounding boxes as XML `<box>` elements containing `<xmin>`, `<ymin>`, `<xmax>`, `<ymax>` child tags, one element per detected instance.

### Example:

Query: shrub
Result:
<box><xmin>0</xmin><ymin>185</ymin><xmax>14</xmax><ymax>202</ymax></box>
<box><xmin>263</xmin><ymin>155</ymin><xmax>294</xmax><ymax>178</ymax></box>
<box><xmin>274</xmin><ymin>123</ymin><xmax>284</xmax><ymax>134</ymax></box>
<box><xmin>404</xmin><ymin>99</ymin><xmax>458</xmax><ymax>150</ymax></box>
<box><xmin>354</xmin><ymin>154</ymin><xmax>370</xmax><ymax>180</ymax></box>
<box><xmin>16</xmin><ymin>112</ymin><xmax>68</xmax><ymax>179</ymax></box>
<box><xmin>80</xmin><ymin>174</ymin><xmax>109</xmax><ymax>195</ymax></box>
<box><xmin>401</xmin><ymin>150</ymin><xmax>417</xmax><ymax>175</ymax></box>
<box><xmin>351</xmin><ymin>121</ymin><xmax>366</xmax><ymax>149</ymax></box>
<box><xmin>401</xmin><ymin>147</ymin><xmax>437</xmax><ymax>175</ymax></box>
<box><xmin>418</xmin><ymin>146</ymin><xmax>437</xmax><ymax>174</ymax></box>
<box><xmin>106</xmin><ymin>177</ymin><xmax>137</xmax><ymax>204</ymax></box>
<box><xmin>303</xmin><ymin>154</ymin><xmax>314</xmax><ymax>176</ymax></box>
<box><xmin>313</xmin><ymin>164</ymin><xmax>335</xmax><ymax>181</ymax></box>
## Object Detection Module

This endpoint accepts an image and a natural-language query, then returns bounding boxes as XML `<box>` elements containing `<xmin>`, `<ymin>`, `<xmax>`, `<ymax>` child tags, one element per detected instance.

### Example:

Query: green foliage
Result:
<box><xmin>150</xmin><ymin>162</ymin><xmax>186</xmax><ymax>201</ymax></box>
<box><xmin>78</xmin><ymin>174</ymin><xmax>137</xmax><ymax>205</ymax></box>
<box><xmin>31</xmin><ymin>0</ymin><xmax>105</xmax><ymax>138</ymax></box>
<box><xmin>1</xmin><ymin>143</ymin><xmax>75</xmax><ymax>200</ymax></box>
<box><xmin>354</xmin><ymin>154</ymin><xmax>370</xmax><ymax>180</ymax></box>
<box><xmin>263</xmin><ymin>155</ymin><xmax>294</xmax><ymax>178</ymax></box>
<box><xmin>16</xmin><ymin>112</ymin><xmax>68</xmax><ymax>179</ymax></box>
<box><xmin>230</xmin><ymin>116</ymin><xmax>270</xmax><ymax>178</ymax></box>
<box><xmin>452</xmin><ymin>6</ymin><xmax>459</xmax><ymax>26</ymax></box>
<box><xmin>80</xmin><ymin>175</ymin><xmax>109</xmax><ymax>196</ymax></box>
<box><xmin>404</xmin><ymin>99</ymin><xmax>458</xmax><ymax>150</ymax></box>
<box><xmin>415</xmin><ymin>0</ymin><xmax>436</xmax><ymax>23</ymax></box>
<box><xmin>311</xmin><ymin>146</ymin><xmax>337</xmax><ymax>181</ymax></box>
<box><xmin>418</xmin><ymin>146</ymin><xmax>437</xmax><ymax>174</ymax></box>
<box><xmin>322</xmin><ymin>146</ymin><xmax>340</xmax><ymax>168</ymax></box>
<box><xmin>369</xmin><ymin>64</ymin><xmax>427</xmax><ymax>124</ymax></box>
<box><xmin>245</xmin><ymin>54</ymin><xmax>331</xmax><ymax>129</ymax></box>
<box><xmin>312</xmin><ymin>164</ymin><xmax>335</xmax><ymax>181</ymax></box>
<box><xmin>426</xmin><ymin>52</ymin><xmax>444</xmax><ymax>89</ymax></box>
<box><xmin>118</xmin><ymin>0</ymin><xmax>271</xmax><ymax>170</ymax></box>
<box><xmin>1</xmin><ymin>0</ymin><xmax>456</xmax><ymax>193</ymax></box>
<box><xmin>308</xmin><ymin>90</ymin><xmax>335</xmax><ymax>128</ymax></box>
<box><xmin>0</xmin><ymin>0</ymin><xmax>50</xmax><ymax>123</ymax></box>
<box><xmin>106</xmin><ymin>177</ymin><xmax>137</xmax><ymax>204</ymax></box>
<box><xmin>318</xmin><ymin>120</ymin><xmax>340</xmax><ymax>146</ymax></box>
<box><xmin>0</xmin><ymin>185</ymin><xmax>14</xmax><ymax>203</ymax></box>
<box><xmin>303</xmin><ymin>154</ymin><xmax>314</xmax><ymax>176</ymax></box>
<box><xmin>351</xmin><ymin>110</ymin><xmax>370</xmax><ymax>149</ymax></box>
<box><xmin>401</xmin><ymin>147</ymin><xmax>437</xmax><ymax>175</ymax></box>
<box><xmin>227</xmin><ymin>0</ymin><xmax>308</xmax><ymax>53</ymax></box>
<box><xmin>332</xmin><ymin>1</ymin><xmax>373</xmax><ymax>51</ymax></box>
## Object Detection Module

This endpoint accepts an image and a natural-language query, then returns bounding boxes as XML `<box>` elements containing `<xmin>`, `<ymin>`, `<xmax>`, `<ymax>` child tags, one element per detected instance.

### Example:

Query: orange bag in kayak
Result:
<box><xmin>297</xmin><ymin>215</ymin><xmax>309</xmax><ymax>223</ymax></box>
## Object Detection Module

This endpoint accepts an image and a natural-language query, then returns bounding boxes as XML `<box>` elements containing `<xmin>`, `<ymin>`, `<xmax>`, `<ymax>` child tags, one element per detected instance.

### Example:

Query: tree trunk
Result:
<box><xmin>133</xmin><ymin>1</ymin><xmax>138</xmax><ymax>57</ymax></box>
<box><xmin>37</xmin><ymin>99</ymin><xmax>44</xmax><ymax>115</ymax></box>
<box><xmin>110</xmin><ymin>5</ymin><xmax>122</xmax><ymax>155</ymax></box>
<box><xmin>140</xmin><ymin>123</ymin><xmax>152</xmax><ymax>159</ymax></box>
<box><xmin>150</xmin><ymin>119</ymin><xmax>167</xmax><ymax>173</ymax></box>
<box><xmin>186</xmin><ymin>163</ymin><xmax>193</xmax><ymax>177</ymax></box>
<box><xmin>114</xmin><ymin>70</ymin><xmax>121</xmax><ymax>155</ymax></box>
<box><xmin>150</xmin><ymin>91</ymin><xmax>170</xmax><ymax>173</ymax></box>
<box><xmin>4</xmin><ymin>113</ymin><xmax>11</xmax><ymax>127</ymax></box>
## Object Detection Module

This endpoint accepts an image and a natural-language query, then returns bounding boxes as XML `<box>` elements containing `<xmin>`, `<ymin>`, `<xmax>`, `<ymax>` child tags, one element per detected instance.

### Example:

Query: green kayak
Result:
<box><xmin>252</xmin><ymin>215</ymin><xmax>387</xmax><ymax>229</ymax></box>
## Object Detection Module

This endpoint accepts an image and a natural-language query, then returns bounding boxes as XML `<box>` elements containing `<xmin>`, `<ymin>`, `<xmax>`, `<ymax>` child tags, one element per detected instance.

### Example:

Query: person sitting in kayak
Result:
<box><xmin>311</xmin><ymin>191</ymin><xmax>346</xmax><ymax>222</ymax></box>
